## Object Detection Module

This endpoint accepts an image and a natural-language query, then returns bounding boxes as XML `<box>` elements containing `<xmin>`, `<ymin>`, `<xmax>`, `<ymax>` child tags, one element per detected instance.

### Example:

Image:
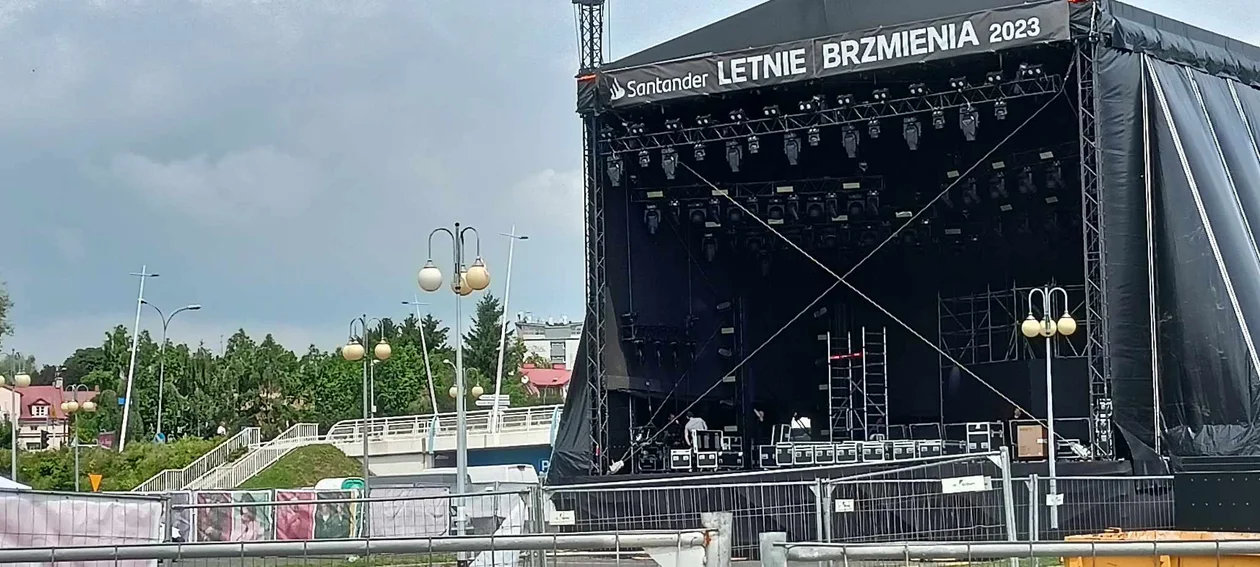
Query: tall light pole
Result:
<box><xmin>142</xmin><ymin>301</ymin><xmax>202</xmax><ymax>442</ymax></box>
<box><xmin>341</xmin><ymin>315</ymin><xmax>391</xmax><ymax>536</ymax></box>
<box><xmin>491</xmin><ymin>228</ymin><xmax>529</xmax><ymax>433</ymax></box>
<box><xmin>61</xmin><ymin>384</ymin><xmax>97</xmax><ymax>491</ymax></box>
<box><xmin>120</xmin><ymin>267</ymin><xmax>159</xmax><ymax>452</ymax></box>
<box><xmin>1019</xmin><ymin>285</ymin><xmax>1077</xmax><ymax>530</ymax></box>
<box><xmin>417</xmin><ymin>222</ymin><xmax>492</xmax><ymax>561</ymax></box>
<box><xmin>1</xmin><ymin>365</ymin><xmax>31</xmax><ymax>481</ymax></box>
<box><xmin>401</xmin><ymin>298</ymin><xmax>440</xmax><ymax>415</ymax></box>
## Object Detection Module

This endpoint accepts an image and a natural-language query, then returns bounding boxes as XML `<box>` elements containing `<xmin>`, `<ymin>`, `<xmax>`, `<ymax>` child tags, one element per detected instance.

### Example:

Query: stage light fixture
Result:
<box><xmin>1018</xmin><ymin>167</ymin><xmax>1038</xmax><ymax>195</ymax></box>
<box><xmin>842</xmin><ymin>125</ymin><xmax>860</xmax><ymax>159</ymax></box>
<box><xmin>661</xmin><ymin>148</ymin><xmax>679</xmax><ymax>179</ymax></box>
<box><xmin>748</xmin><ymin>135</ymin><xmax>761</xmax><ymax>154</ymax></box>
<box><xmin>703</xmin><ymin>235</ymin><xmax>717</xmax><ymax>262</ymax></box>
<box><xmin>629</xmin><ymin>123</ymin><xmax>646</xmax><ymax>135</ymax></box>
<box><xmin>847</xmin><ymin>195</ymin><xmax>865</xmax><ymax>218</ymax></box>
<box><xmin>759</xmin><ymin>252</ymin><xmax>772</xmax><ymax>277</ymax></box>
<box><xmin>718</xmin><ymin>347</ymin><xmax>733</xmax><ymax>358</ymax></box>
<box><xmin>807</xmin><ymin>127</ymin><xmax>821</xmax><ymax>146</ymax></box>
<box><xmin>665</xmin><ymin>118</ymin><xmax>682</xmax><ymax>131</ymax></box>
<box><xmin>746</xmin><ymin>236</ymin><xmax>763</xmax><ymax>252</ymax></box>
<box><xmin>805</xmin><ymin>196</ymin><xmax>825</xmax><ymax>220</ymax></box>
<box><xmin>730</xmin><ymin>109</ymin><xmax>746</xmax><ymax>122</ymax></box>
<box><xmin>688</xmin><ymin>204</ymin><xmax>706</xmax><ymax>226</ymax></box>
<box><xmin>766</xmin><ymin>200</ymin><xmax>785</xmax><ymax>224</ymax></box>
<box><xmin>1045</xmin><ymin>161</ymin><xmax>1065</xmax><ymax>190</ymax></box>
<box><xmin>638</xmin><ymin>150</ymin><xmax>651</xmax><ymax>167</ymax></box>
<box><xmin>668</xmin><ymin>200</ymin><xmax>681</xmax><ymax>222</ymax></box>
<box><xmin>785</xmin><ymin>195</ymin><xmax>801</xmax><ymax>221</ymax></box>
<box><xmin>696</xmin><ymin>114</ymin><xmax>714</xmax><ymax>126</ymax></box>
<box><xmin>868</xmin><ymin>119</ymin><xmax>881</xmax><ymax>139</ymax></box>
<box><xmin>764</xmin><ymin>105</ymin><xmax>780</xmax><ymax>116</ymax></box>
<box><xmin>825</xmin><ymin>194</ymin><xmax>840</xmax><ymax>220</ymax></box>
<box><xmin>727</xmin><ymin>205</ymin><xmax>743</xmax><ymax>225</ymax></box>
<box><xmin>784</xmin><ymin>133</ymin><xmax>801</xmax><ymax>166</ymax></box>
<box><xmin>930</xmin><ymin>110</ymin><xmax>946</xmax><ymax>130</ymax></box>
<box><xmin>600</xmin><ymin>125</ymin><xmax>615</xmax><ymax>140</ymax></box>
<box><xmin>986</xmin><ymin>71</ymin><xmax>1004</xmax><ymax>84</ymax></box>
<box><xmin>820</xmin><ymin>230</ymin><xmax>838</xmax><ymax>248</ymax></box>
<box><xmin>741</xmin><ymin>197</ymin><xmax>759</xmax><ymax>220</ymax></box>
<box><xmin>865</xmin><ymin>193</ymin><xmax>881</xmax><ymax>217</ymax></box>
<box><xmin>836</xmin><ymin>93</ymin><xmax>854</xmax><ymax>106</ymax></box>
<box><xmin>644</xmin><ymin>205</ymin><xmax>661</xmax><ymax>235</ymax></box>
<box><xmin>995</xmin><ymin>100</ymin><xmax>1009</xmax><ymax>121</ymax></box>
<box><xmin>872</xmin><ymin>88</ymin><xmax>890</xmax><ymax>101</ymax></box>
<box><xmin>707</xmin><ymin>198</ymin><xmax>722</xmax><ymax>224</ymax></box>
<box><xmin>694</xmin><ymin>143</ymin><xmax>707</xmax><ymax>161</ymax></box>
<box><xmin>990</xmin><ymin>172</ymin><xmax>1009</xmax><ymax>200</ymax></box>
<box><xmin>949</xmin><ymin>77</ymin><xmax>968</xmax><ymax>90</ymax></box>
<box><xmin>726</xmin><ymin>141</ymin><xmax>743</xmax><ymax>173</ymax></box>
<box><xmin>960</xmin><ymin>107</ymin><xmax>979</xmax><ymax>142</ymax></box>
<box><xmin>1019</xmin><ymin>63</ymin><xmax>1044</xmax><ymax>78</ymax></box>
<box><xmin>909</xmin><ymin>83</ymin><xmax>928</xmax><ymax>96</ymax></box>
<box><xmin>961</xmin><ymin>178</ymin><xmax>981</xmax><ymax>208</ymax></box>
<box><xmin>607</xmin><ymin>157</ymin><xmax>623</xmax><ymax>187</ymax></box>
<box><xmin>903</xmin><ymin>118</ymin><xmax>921</xmax><ymax>151</ymax></box>
<box><xmin>799</xmin><ymin>95</ymin><xmax>824</xmax><ymax>112</ymax></box>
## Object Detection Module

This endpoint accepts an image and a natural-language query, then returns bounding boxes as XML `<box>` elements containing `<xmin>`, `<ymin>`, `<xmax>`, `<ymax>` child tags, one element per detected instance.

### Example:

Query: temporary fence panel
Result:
<box><xmin>0</xmin><ymin>488</ymin><xmax>165</xmax><ymax>567</ymax></box>
<box><xmin>1012</xmin><ymin>475</ymin><xmax>1176</xmax><ymax>541</ymax></box>
<box><xmin>824</xmin><ymin>476</ymin><xmax>1011</xmax><ymax>543</ymax></box>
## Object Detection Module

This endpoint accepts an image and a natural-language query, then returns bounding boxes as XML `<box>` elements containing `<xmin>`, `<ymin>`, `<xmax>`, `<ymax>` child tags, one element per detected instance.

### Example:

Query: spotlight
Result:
<box><xmin>718</xmin><ymin>347</ymin><xmax>733</xmax><ymax>358</ymax></box>
<box><xmin>644</xmin><ymin>205</ymin><xmax>661</xmax><ymax>235</ymax></box>
<box><xmin>908</xmin><ymin>83</ymin><xmax>928</xmax><ymax>96</ymax></box>
<box><xmin>872</xmin><ymin>88</ymin><xmax>890</xmax><ymax>101</ymax></box>
<box><xmin>661</xmin><ymin>148</ymin><xmax>679</xmax><ymax>179</ymax></box>
<box><xmin>726</xmin><ymin>141</ymin><xmax>742</xmax><ymax>173</ymax></box>
<box><xmin>960</xmin><ymin>107</ymin><xmax>979</xmax><ymax>142</ymax></box>
<box><xmin>688</xmin><ymin>204</ymin><xmax>707</xmax><ymax>226</ymax></box>
<box><xmin>729</xmin><ymin>109</ymin><xmax>746</xmax><ymax>122</ymax></box>
<box><xmin>767</xmin><ymin>200</ymin><xmax>785</xmax><ymax>224</ymax></box>
<box><xmin>903</xmin><ymin>118</ymin><xmax>921</xmax><ymax>151</ymax></box>
<box><xmin>1019</xmin><ymin>63</ymin><xmax>1044</xmax><ymax>78</ymax></box>
<box><xmin>785</xmin><ymin>195</ymin><xmax>801</xmax><ymax>221</ymax></box>
<box><xmin>665</xmin><ymin>119</ymin><xmax>682</xmax><ymax>131</ymax></box>
<box><xmin>864</xmin><ymin>192</ymin><xmax>880</xmax><ymax>217</ymax></box>
<box><xmin>995</xmin><ymin>100</ymin><xmax>1008</xmax><ymax>121</ymax></box>
<box><xmin>694</xmin><ymin>143</ymin><xmax>707</xmax><ymax>161</ymax></box>
<box><xmin>990</xmin><ymin>172</ymin><xmax>1009</xmax><ymax>200</ymax></box>
<box><xmin>629</xmin><ymin>123</ymin><xmax>646</xmax><ymax>135</ymax></box>
<box><xmin>784</xmin><ymin>133</ymin><xmax>801</xmax><ymax>166</ymax></box>
<box><xmin>820</xmin><ymin>230</ymin><xmax>838</xmax><ymax>248</ymax></box>
<box><xmin>836</xmin><ymin>93</ymin><xmax>854</xmax><ymax>106</ymax></box>
<box><xmin>764</xmin><ymin>105</ymin><xmax>780</xmax><ymax>117</ymax></box>
<box><xmin>607</xmin><ymin>157</ymin><xmax>623</xmax><ymax>187</ymax></box>
<box><xmin>638</xmin><ymin>150</ymin><xmax>650</xmax><ymax>168</ymax></box>
<box><xmin>949</xmin><ymin>76</ymin><xmax>968</xmax><ymax>90</ymax></box>
<box><xmin>986</xmin><ymin>71</ymin><xmax>1004</xmax><ymax>84</ymax></box>
<box><xmin>799</xmin><ymin>95</ymin><xmax>824</xmax><ymax>112</ymax></box>
<box><xmin>696</xmin><ymin>114</ymin><xmax>714</xmax><ymax>126</ymax></box>
<box><xmin>807</xmin><ymin>127</ymin><xmax>821</xmax><ymax>146</ymax></box>
<box><xmin>1045</xmin><ymin>161</ymin><xmax>1065</xmax><ymax>190</ymax></box>
<box><xmin>707</xmin><ymin>198</ymin><xmax>722</xmax><ymax>224</ymax></box>
<box><xmin>842</xmin><ymin>125</ymin><xmax>860</xmax><ymax>159</ymax></box>
<box><xmin>824</xmin><ymin>194</ymin><xmax>840</xmax><ymax>220</ymax></box>
<box><xmin>737</xmin><ymin>197</ymin><xmax>758</xmax><ymax>222</ymax></box>
<box><xmin>703</xmin><ymin>235</ymin><xmax>717</xmax><ymax>262</ymax></box>
<box><xmin>868</xmin><ymin>119</ymin><xmax>881</xmax><ymax>139</ymax></box>
<box><xmin>932</xmin><ymin>110</ymin><xmax>946</xmax><ymax>130</ymax></box>
<box><xmin>668</xmin><ymin>199</ymin><xmax>681</xmax><ymax>222</ymax></box>
<box><xmin>600</xmin><ymin>125</ymin><xmax>615</xmax><ymax>139</ymax></box>
<box><xmin>748</xmin><ymin>135</ymin><xmax>761</xmax><ymax>154</ymax></box>
<box><xmin>847</xmin><ymin>195</ymin><xmax>865</xmax><ymax>219</ymax></box>
<box><xmin>805</xmin><ymin>196</ymin><xmax>825</xmax><ymax>220</ymax></box>
<box><xmin>1018</xmin><ymin>167</ymin><xmax>1037</xmax><ymax>195</ymax></box>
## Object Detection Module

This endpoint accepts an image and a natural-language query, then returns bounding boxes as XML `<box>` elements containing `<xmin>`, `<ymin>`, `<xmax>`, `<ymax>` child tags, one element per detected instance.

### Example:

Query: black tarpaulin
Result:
<box><xmin>1104</xmin><ymin>1</ymin><xmax>1260</xmax><ymax>88</ymax></box>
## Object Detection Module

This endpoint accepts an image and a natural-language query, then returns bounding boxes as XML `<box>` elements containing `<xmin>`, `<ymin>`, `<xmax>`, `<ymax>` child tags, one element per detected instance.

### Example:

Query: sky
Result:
<box><xmin>0</xmin><ymin>0</ymin><xmax>1255</xmax><ymax>367</ymax></box>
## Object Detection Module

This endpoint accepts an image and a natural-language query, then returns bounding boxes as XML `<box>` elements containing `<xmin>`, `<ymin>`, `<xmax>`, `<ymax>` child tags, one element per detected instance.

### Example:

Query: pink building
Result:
<box><xmin>2</xmin><ymin>382</ymin><xmax>99</xmax><ymax>451</ymax></box>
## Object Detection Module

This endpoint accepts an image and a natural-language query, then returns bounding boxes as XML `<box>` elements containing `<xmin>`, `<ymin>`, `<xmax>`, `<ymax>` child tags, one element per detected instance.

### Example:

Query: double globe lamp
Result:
<box><xmin>61</xmin><ymin>398</ymin><xmax>97</xmax><ymax>415</ymax></box>
<box><xmin>1020</xmin><ymin>310</ymin><xmax>1078</xmax><ymax>338</ymax></box>
<box><xmin>0</xmin><ymin>373</ymin><xmax>32</xmax><ymax>389</ymax></box>
<box><xmin>341</xmin><ymin>336</ymin><xmax>393</xmax><ymax>363</ymax></box>
<box><xmin>417</xmin><ymin>252</ymin><xmax>491</xmax><ymax>400</ymax></box>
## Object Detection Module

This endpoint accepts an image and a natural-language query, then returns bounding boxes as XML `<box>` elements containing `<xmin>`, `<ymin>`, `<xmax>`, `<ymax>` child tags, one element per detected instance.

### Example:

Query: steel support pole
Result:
<box><xmin>120</xmin><ymin>266</ymin><xmax>152</xmax><ymax>451</ymax></box>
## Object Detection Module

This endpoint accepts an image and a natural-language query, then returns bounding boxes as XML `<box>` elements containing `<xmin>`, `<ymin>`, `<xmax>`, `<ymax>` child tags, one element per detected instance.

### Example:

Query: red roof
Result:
<box><xmin>16</xmin><ymin>386</ymin><xmax>99</xmax><ymax>420</ymax></box>
<box><xmin>520</xmin><ymin>364</ymin><xmax>571</xmax><ymax>387</ymax></box>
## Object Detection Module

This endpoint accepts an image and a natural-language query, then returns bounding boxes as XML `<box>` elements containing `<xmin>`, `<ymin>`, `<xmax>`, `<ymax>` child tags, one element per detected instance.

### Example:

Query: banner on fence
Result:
<box><xmin>194</xmin><ymin>490</ymin><xmax>274</xmax><ymax>541</ymax></box>
<box><xmin>0</xmin><ymin>490</ymin><xmax>162</xmax><ymax>566</ymax></box>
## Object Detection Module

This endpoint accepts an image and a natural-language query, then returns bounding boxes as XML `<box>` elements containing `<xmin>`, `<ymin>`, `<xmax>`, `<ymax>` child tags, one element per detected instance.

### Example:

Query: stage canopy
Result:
<box><xmin>555</xmin><ymin>0</ymin><xmax>1260</xmax><ymax>483</ymax></box>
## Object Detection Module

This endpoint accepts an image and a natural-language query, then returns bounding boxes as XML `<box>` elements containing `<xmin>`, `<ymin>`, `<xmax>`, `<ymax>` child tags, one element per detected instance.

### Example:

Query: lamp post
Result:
<box><xmin>1019</xmin><ymin>285</ymin><xmax>1077</xmax><ymax>530</ymax></box>
<box><xmin>401</xmin><ymin>298</ymin><xmax>441</xmax><ymax>416</ymax></box>
<box><xmin>341</xmin><ymin>317</ymin><xmax>391</xmax><ymax>502</ymax></box>
<box><xmin>418</xmin><ymin>222</ymin><xmax>491</xmax><ymax>559</ymax></box>
<box><xmin>491</xmin><ymin>228</ymin><xmax>528</xmax><ymax>433</ymax></box>
<box><xmin>120</xmin><ymin>266</ymin><xmax>159</xmax><ymax>452</ymax></box>
<box><xmin>142</xmin><ymin>301</ymin><xmax>202</xmax><ymax>442</ymax></box>
<box><xmin>61</xmin><ymin>384</ymin><xmax>98</xmax><ymax>491</ymax></box>
<box><xmin>0</xmin><ymin>367</ymin><xmax>31</xmax><ymax>481</ymax></box>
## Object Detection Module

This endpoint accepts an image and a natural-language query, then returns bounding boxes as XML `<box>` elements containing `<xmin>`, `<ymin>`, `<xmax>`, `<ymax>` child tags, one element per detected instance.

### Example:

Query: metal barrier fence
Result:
<box><xmin>1011</xmin><ymin>474</ymin><xmax>1176</xmax><ymax>541</ymax></box>
<box><xmin>769</xmin><ymin>540</ymin><xmax>1260</xmax><ymax>566</ymax></box>
<box><xmin>0</xmin><ymin>488</ymin><xmax>167</xmax><ymax>548</ymax></box>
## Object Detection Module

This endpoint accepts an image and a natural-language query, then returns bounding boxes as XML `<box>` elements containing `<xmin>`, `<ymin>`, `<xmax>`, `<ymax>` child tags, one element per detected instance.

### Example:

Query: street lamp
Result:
<box><xmin>491</xmin><ymin>227</ymin><xmax>529</xmax><ymax>433</ymax></box>
<box><xmin>401</xmin><ymin>298</ymin><xmax>441</xmax><ymax>416</ymax></box>
<box><xmin>0</xmin><ymin>367</ymin><xmax>31</xmax><ymax>482</ymax></box>
<box><xmin>120</xmin><ymin>266</ymin><xmax>159</xmax><ymax>452</ymax></box>
<box><xmin>1019</xmin><ymin>284</ymin><xmax>1076</xmax><ymax>530</ymax></box>
<box><xmin>342</xmin><ymin>315</ymin><xmax>391</xmax><ymax>503</ymax></box>
<box><xmin>142</xmin><ymin>300</ymin><xmax>202</xmax><ymax>442</ymax></box>
<box><xmin>419</xmin><ymin>222</ymin><xmax>491</xmax><ymax>552</ymax></box>
<box><xmin>62</xmin><ymin>384</ymin><xmax>97</xmax><ymax>491</ymax></box>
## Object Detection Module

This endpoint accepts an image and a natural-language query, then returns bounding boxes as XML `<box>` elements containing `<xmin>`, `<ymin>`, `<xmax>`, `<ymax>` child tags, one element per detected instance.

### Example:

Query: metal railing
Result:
<box><xmin>1014</xmin><ymin>474</ymin><xmax>1176</xmax><ymax>541</ymax></box>
<box><xmin>133</xmin><ymin>427</ymin><xmax>262</xmax><ymax>493</ymax></box>
<box><xmin>772</xmin><ymin>540</ymin><xmax>1260</xmax><ymax>565</ymax></box>
<box><xmin>185</xmin><ymin>423</ymin><xmax>320</xmax><ymax>490</ymax></box>
<box><xmin>324</xmin><ymin>404</ymin><xmax>561</xmax><ymax>444</ymax></box>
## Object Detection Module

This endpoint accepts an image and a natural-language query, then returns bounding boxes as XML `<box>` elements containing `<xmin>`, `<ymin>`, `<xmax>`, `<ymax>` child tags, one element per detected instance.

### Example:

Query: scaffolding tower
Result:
<box><xmin>825</xmin><ymin>327</ymin><xmax>889</xmax><ymax>441</ymax></box>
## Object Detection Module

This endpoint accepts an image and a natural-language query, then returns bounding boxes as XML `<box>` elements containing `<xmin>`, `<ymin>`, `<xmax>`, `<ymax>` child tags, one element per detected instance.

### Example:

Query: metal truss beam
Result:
<box><xmin>604</xmin><ymin>75</ymin><xmax>1064</xmax><ymax>156</ymax></box>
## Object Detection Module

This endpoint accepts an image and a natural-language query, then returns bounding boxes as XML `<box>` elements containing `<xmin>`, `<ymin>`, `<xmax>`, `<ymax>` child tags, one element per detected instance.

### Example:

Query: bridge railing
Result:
<box><xmin>132</xmin><ymin>427</ymin><xmax>262</xmax><ymax>493</ymax></box>
<box><xmin>324</xmin><ymin>404</ymin><xmax>561</xmax><ymax>445</ymax></box>
<box><xmin>185</xmin><ymin>423</ymin><xmax>321</xmax><ymax>490</ymax></box>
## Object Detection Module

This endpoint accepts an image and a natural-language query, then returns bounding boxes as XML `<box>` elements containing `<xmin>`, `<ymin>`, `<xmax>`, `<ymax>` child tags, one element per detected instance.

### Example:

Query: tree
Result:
<box><xmin>463</xmin><ymin>293</ymin><xmax>508</xmax><ymax>386</ymax></box>
<box><xmin>0</xmin><ymin>282</ymin><xmax>11</xmax><ymax>347</ymax></box>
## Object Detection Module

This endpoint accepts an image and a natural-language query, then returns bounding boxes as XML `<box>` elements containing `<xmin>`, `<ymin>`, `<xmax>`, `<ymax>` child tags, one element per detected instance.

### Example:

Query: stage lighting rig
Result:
<box><xmin>872</xmin><ymin>88</ymin><xmax>890</xmax><ymax>101</ymax></box>
<box><xmin>836</xmin><ymin>93</ymin><xmax>854</xmax><ymax>106</ymax></box>
<box><xmin>766</xmin><ymin>199</ymin><xmax>785</xmax><ymax>225</ymax></box>
<box><xmin>825</xmin><ymin>193</ymin><xmax>840</xmax><ymax>220</ymax></box>
<box><xmin>908</xmin><ymin>83</ymin><xmax>928</xmax><ymax>96</ymax></box>
<box><xmin>1019</xmin><ymin>63</ymin><xmax>1044</xmax><ymax>78</ymax></box>
<box><xmin>1018</xmin><ymin>166</ymin><xmax>1038</xmax><ymax>195</ymax></box>
<box><xmin>607</xmin><ymin>157</ymin><xmax>623</xmax><ymax>187</ymax></box>
<box><xmin>665</xmin><ymin>119</ymin><xmax>682</xmax><ymax>131</ymax></box>
<box><xmin>638</xmin><ymin>150</ymin><xmax>651</xmax><ymax>168</ymax></box>
<box><xmin>662</xmin><ymin>148</ymin><xmax>679</xmax><ymax>179</ymax></box>
<box><xmin>841</xmin><ymin>125</ymin><xmax>860</xmax><ymax>159</ymax></box>
<box><xmin>820</xmin><ymin>229</ymin><xmax>838</xmax><ymax>248</ymax></box>
<box><xmin>726</xmin><ymin>141</ymin><xmax>742</xmax><ymax>173</ymax></box>
<box><xmin>949</xmin><ymin>76</ymin><xmax>968</xmax><ymax>90</ymax></box>
<box><xmin>785</xmin><ymin>194</ymin><xmax>801</xmax><ymax>222</ymax></box>
<box><xmin>903</xmin><ymin>118</ymin><xmax>921</xmax><ymax>151</ymax></box>
<box><xmin>784</xmin><ymin>133</ymin><xmax>801</xmax><ymax>166</ymax></box>
<box><xmin>995</xmin><ymin>100</ymin><xmax>1009</xmax><ymax>121</ymax></box>
<box><xmin>986</xmin><ymin>71</ymin><xmax>1004</xmax><ymax>84</ymax></box>
<box><xmin>764</xmin><ymin>105</ymin><xmax>780</xmax><ymax>117</ymax></box>
<box><xmin>805</xmin><ymin>196</ymin><xmax>825</xmax><ymax>220</ymax></box>
<box><xmin>868</xmin><ymin>119</ymin><xmax>881</xmax><ymax>139</ymax></box>
<box><xmin>960</xmin><ymin>107</ymin><xmax>979</xmax><ymax>142</ymax></box>
<box><xmin>990</xmin><ymin>172</ymin><xmax>1009</xmax><ymax>201</ymax></box>
<box><xmin>644</xmin><ymin>205</ymin><xmax>661</xmax><ymax>235</ymax></box>
<box><xmin>668</xmin><ymin>200</ymin><xmax>681</xmax><ymax>222</ymax></box>
<box><xmin>688</xmin><ymin>203</ymin><xmax>707</xmax><ymax>226</ymax></box>
<box><xmin>727</xmin><ymin>204</ymin><xmax>744</xmax><ymax>225</ymax></box>
<box><xmin>694</xmin><ymin>143</ymin><xmax>707</xmax><ymax>161</ymax></box>
<box><xmin>730</xmin><ymin>109</ymin><xmax>746</xmax><ymax>122</ymax></box>
<box><xmin>600</xmin><ymin>125</ymin><xmax>615</xmax><ymax>140</ymax></box>
<box><xmin>703</xmin><ymin>234</ymin><xmax>717</xmax><ymax>262</ymax></box>
<box><xmin>932</xmin><ymin>110</ymin><xmax>946</xmax><ymax>129</ymax></box>
<box><xmin>961</xmin><ymin>178</ymin><xmax>981</xmax><ymax>208</ymax></box>
<box><xmin>807</xmin><ymin>127</ymin><xmax>821</xmax><ymax>146</ymax></box>
<box><xmin>1045</xmin><ymin>160</ymin><xmax>1065</xmax><ymax>191</ymax></box>
<box><xmin>847</xmin><ymin>194</ymin><xmax>864</xmax><ymax>219</ymax></box>
<box><xmin>748</xmin><ymin>135</ymin><xmax>761</xmax><ymax>154</ymax></box>
<box><xmin>696</xmin><ymin>114</ymin><xmax>714</xmax><ymax>126</ymax></box>
<box><xmin>629</xmin><ymin>122</ymin><xmax>646</xmax><ymax>135</ymax></box>
<box><xmin>799</xmin><ymin>95</ymin><xmax>824</xmax><ymax>112</ymax></box>
<box><xmin>859</xmin><ymin>229</ymin><xmax>879</xmax><ymax>246</ymax></box>
<box><xmin>707</xmin><ymin>198</ymin><xmax>722</xmax><ymax>224</ymax></box>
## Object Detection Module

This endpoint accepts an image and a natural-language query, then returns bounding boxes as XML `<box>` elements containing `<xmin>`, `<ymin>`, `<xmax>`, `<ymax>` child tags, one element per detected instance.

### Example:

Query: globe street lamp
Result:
<box><xmin>1019</xmin><ymin>285</ymin><xmax>1076</xmax><ymax>530</ymax></box>
<box><xmin>419</xmin><ymin>223</ymin><xmax>490</xmax><ymax>551</ymax></box>
<box><xmin>62</xmin><ymin>384</ymin><xmax>97</xmax><ymax>491</ymax></box>
<box><xmin>342</xmin><ymin>316</ymin><xmax>391</xmax><ymax>505</ymax></box>
<box><xmin>142</xmin><ymin>300</ymin><xmax>202</xmax><ymax>442</ymax></box>
<box><xmin>0</xmin><ymin>368</ymin><xmax>31</xmax><ymax>482</ymax></box>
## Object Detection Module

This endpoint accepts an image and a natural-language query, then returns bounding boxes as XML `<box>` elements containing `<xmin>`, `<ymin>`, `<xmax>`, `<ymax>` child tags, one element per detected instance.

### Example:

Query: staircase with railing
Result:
<box><xmin>132</xmin><ymin>427</ymin><xmax>261</xmax><ymax>493</ymax></box>
<box><xmin>185</xmin><ymin>423</ymin><xmax>321</xmax><ymax>490</ymax></box>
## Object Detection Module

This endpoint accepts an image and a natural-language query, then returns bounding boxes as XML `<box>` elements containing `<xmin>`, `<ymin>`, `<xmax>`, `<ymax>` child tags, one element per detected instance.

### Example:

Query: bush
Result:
<box><xmin>0</xmin><ymin>437</ymin><xmax>221</xmax><ymax>491</ymax></box>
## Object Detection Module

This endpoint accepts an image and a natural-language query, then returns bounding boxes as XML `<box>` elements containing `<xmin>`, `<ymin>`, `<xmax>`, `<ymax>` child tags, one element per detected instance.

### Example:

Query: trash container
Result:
<box><xmin>1065</xmin><ymin>529</ymin><xmax>1260</xmax><ymax>567</ymax></box>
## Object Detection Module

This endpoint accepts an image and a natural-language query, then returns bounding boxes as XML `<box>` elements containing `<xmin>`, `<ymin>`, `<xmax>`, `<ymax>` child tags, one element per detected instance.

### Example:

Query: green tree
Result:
<box><xmin>463</xmin><ymin>293</ymin><xmax>508</xmax><ymax>386</ymax></box>
<box><xmin>0</xmin><ymin>281</ymin><xmax>11</xmax><ymax>346</ymax></box>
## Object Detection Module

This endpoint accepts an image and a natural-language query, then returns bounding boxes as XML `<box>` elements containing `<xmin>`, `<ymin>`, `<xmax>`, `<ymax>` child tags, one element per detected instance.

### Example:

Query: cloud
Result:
<box><xmin>46</xmin><ymin>226</ymin><xmax>87</xmax><ymax>263</ymax></box>
<box><xmin>510</xmin><ymin>169</ymin><xmax>584</xmax><ymax>236</ymax></box>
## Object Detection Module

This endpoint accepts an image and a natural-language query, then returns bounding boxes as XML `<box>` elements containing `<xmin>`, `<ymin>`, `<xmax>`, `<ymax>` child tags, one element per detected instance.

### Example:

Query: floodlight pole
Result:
<box><xmin>120</xmin><ymin>267</ymin><xmax>158</xmax><ymax>452</ymax></box>
<box><xmin>402</xmin><ymin>298</ymin><xmax>440</xmax><ymax>415</ymax></box>
<box><xmin>491</xmin><ymin>227</ymin><xmax>528</xmax><ymax>433</ymax></box>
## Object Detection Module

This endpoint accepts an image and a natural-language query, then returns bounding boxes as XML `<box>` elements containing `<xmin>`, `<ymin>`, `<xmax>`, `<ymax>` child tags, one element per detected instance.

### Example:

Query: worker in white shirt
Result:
<box><xmin>683</xmin><ymin>411</ymin><xmax>708</xmax><ymax>447</ymax></box>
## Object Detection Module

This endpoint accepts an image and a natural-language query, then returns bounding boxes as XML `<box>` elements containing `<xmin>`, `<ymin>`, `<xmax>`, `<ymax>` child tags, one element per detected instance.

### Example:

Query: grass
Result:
<box><xmin>237</xmin><ymin>444</ymin><xmax>362</xmax><ymax>490</ymax></box>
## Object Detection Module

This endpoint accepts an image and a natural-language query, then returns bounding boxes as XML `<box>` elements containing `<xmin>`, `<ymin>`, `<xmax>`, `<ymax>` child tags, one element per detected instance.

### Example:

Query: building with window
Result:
<box><xmin>515</xmin><ymin>314</ymin><xmax>582</xmax><ymax>370</ymax></box>
<box><xmin>2</xmin><ymin>380</ymin><xmax>99</xmax><ymax>451</ymax></box>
